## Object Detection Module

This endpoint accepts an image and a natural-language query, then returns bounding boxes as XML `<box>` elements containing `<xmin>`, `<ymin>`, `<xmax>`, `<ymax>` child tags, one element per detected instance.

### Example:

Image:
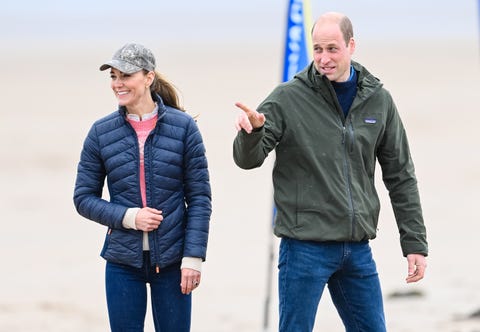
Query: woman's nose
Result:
<box><xmin>112</xmin><ymin>78</ymin><xmax>124</xmax><ymax>87</ymax></box>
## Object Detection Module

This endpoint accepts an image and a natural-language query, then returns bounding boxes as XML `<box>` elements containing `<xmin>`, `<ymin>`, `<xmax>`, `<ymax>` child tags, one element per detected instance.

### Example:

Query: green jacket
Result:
<box><xmin>233</xmin><ymin>61</ymin><xmax>428</xmax><ymax>256</ymax></box>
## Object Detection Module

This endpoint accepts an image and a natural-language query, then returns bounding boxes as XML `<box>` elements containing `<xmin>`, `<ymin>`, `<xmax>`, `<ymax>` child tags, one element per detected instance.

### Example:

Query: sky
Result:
<box><xmin>2</xmin><ymin>0</ymin><xmax>479</xmax><ymax>48</ymax></box>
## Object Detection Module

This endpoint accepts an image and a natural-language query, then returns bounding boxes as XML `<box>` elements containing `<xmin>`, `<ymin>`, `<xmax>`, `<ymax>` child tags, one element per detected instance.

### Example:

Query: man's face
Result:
<box><xmin>312</xmin><ymin>21</ymin><xmax>355</xmax><ymax>82</ymax></box>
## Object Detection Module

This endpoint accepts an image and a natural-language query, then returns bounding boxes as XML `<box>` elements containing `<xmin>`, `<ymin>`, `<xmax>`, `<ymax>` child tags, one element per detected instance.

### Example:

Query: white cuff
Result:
<box><xmin>122</xmin><ymin>208</ymin><xmax>140</xmax><ymax>230</ymax></box>
<box><xmin>181</xmin><ymin>257</ymin><xmax>202</xmax><ymax>272</ymax></box>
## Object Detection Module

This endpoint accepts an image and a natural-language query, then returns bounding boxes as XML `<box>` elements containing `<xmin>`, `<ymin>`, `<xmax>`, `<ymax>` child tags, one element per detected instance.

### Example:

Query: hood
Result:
<box><xmin>294</xmin><ymin>60</ymin><xmax>383</xmax><ymax>100</ymax></box>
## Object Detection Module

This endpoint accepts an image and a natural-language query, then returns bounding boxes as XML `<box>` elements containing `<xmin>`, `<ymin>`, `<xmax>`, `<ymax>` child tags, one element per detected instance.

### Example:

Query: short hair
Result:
<box><xmin>339</xmin><ymin>16</ymin><xmax>354</xmax><ymax>46</ymax></box>
<box><xmin>312</xmin><ymin>13</ymin><xmax>354</xmax><ymax>46</ymax></box>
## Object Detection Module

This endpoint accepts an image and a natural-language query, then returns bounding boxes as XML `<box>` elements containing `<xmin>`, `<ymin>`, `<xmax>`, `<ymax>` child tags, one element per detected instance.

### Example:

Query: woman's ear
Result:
<box><xmin>146</xmin><ymin>71</ymin><xmax>155</xmax><ymax>87</ymax></box>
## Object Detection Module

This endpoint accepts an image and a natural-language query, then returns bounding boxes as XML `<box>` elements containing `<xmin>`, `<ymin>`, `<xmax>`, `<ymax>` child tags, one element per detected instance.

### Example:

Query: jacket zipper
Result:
<box><xmin>123</xmin><ymin>101</ymin><xmax>167</xmax><ymax>273</ymax></box>
<box><xmin>326</xmin><ymin>78</ymin><xmax>357</xmax><ymax>239</ymax></box>
<box><xmin>144</xmin><ymin>110</ymin><xmax>167</xmax><ymax>274</ymax></box>
<box><xmin>144</xmin><ymin>135</ymin><xmax>160</xmax><ymax>273</ymax></box>
<box><xmin>341</xmin><ymin>119</ymin><xmax>356</xmax><ymax>239</ymax></box>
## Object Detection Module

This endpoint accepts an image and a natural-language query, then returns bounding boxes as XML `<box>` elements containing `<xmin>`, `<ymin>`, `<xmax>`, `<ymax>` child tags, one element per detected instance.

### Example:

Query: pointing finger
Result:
<box><xmin>235</xmin><ymin>102</ymin><xmax>253</xmax><ymax>115</ymax></box>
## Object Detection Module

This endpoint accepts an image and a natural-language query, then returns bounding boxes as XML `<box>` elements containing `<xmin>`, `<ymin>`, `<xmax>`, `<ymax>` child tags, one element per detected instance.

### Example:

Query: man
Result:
<box><xmin>233</xmin><ymin>12</ymin><xmax>428</xmax><ymax>332</ymax></box>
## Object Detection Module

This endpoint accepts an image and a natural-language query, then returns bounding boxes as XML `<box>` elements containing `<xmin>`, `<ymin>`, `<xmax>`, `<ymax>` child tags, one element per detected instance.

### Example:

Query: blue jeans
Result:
<box><xmin>278</xmin><ymin>238</ymin><xmax>386</xmax><ymax>332</ymax></box>
<box><xmin>105</xmin><ymin>252</ymin><xmax>191</xmax><ymax>332</ymax></box>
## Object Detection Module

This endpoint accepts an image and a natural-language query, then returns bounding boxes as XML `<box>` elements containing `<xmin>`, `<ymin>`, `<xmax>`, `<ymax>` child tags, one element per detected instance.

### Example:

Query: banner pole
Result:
<box><xmin>262</xmin><ymin>1</ymin><xmax>312</xmax><ymax>330</ymax></box>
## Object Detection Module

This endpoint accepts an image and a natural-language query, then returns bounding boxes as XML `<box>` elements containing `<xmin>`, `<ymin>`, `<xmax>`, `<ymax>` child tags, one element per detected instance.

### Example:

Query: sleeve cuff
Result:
<box><xmin>122</xmin><ymin>208</ymin><xmax>140</xmax><ymax>230</ymax></box>
<box><xmin>181</xmin><ymin>257</ymin><xmax>202</xmax><ymax>272</ymax></box>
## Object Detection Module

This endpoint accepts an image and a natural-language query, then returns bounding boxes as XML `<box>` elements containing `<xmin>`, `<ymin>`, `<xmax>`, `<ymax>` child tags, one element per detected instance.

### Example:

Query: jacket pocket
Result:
<box><xmin>101</xmin><ymin>228</ymin><xmax>142</xmax><ymax>267</ymax></box>
<box><xmin>295</xmin><ymin>210</ymin><xmax>351</xmax><ymax>240</ymax></box>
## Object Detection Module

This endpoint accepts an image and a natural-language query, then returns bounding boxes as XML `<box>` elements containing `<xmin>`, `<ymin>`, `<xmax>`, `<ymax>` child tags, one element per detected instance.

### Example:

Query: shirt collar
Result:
<box><xmin>126</xmin><ymin>103</ymin><xmax>159</xmax><ymax>121</ymax></box>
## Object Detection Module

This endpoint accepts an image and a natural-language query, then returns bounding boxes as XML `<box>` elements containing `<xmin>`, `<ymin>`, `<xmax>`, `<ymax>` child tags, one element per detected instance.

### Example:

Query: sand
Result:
<box><xmin>1</xmin><ymin>37</ymin><xmax>479</xmax><ymax>331</ymax></box>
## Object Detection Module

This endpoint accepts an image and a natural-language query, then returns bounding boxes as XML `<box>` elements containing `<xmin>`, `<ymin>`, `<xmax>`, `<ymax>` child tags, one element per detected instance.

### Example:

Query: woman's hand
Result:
<box><xmin>180</xmin><ymin>268</ymin><xmax>201</xmax><ymax>295</ymax></box>
<box><xmin>135</xmin><ymin>207</ymin><xmax>163</xmax><ymax>231</ymax></box>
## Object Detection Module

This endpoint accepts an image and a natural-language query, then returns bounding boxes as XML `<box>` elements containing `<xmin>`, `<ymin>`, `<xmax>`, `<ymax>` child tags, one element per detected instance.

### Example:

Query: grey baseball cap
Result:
<box><xmin>99</xmin><ymin>43</ymin><xmax>156</xmax><ymax>74</ymax></box>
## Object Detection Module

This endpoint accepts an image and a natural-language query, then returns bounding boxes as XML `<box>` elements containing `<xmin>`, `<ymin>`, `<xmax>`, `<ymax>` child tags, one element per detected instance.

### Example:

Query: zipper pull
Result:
<box><xmin>156</xmin><ymin>265</ymin><xmax>160</xmax><ymax>273</ymax></box>
<box><xmin>342</xmin><ymin>126</ymin><xmax>346</xmax><ymax>144</ymax></box>
<box><xmin>349</xmin><ymin>123</ymin><xmax>354</xmax><ymax>153</ymax></box>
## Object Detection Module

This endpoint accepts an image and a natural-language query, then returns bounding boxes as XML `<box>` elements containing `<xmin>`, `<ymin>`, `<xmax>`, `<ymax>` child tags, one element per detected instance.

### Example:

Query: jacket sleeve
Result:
<box><xmin>73</xmin><ymin>124</ymin><xmax>128</xmax><ymax>229</ymax></box>
<box><xmin>377</xmin><ymin>95</ymin><xmax>428</xmax><ymax>257</ymax></box>
<box><xmin>182</xmin><ymin>118</ymin><xmax>212</xmax><ymax>260</ymax></box>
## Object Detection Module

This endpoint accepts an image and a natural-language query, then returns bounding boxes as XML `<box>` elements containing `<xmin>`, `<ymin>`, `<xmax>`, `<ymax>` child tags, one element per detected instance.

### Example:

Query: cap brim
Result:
<box><xmin>99</xmin><ymin>59</ymin><xmax>142</xmax><ymax>74</ymax></box>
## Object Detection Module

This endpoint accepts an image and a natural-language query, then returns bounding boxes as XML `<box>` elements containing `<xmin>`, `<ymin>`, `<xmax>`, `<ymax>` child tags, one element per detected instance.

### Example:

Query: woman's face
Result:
<box><xmin>109</xmin><ymin>68</ymin><xmax>153</xmax><ymax>108</ymax></box>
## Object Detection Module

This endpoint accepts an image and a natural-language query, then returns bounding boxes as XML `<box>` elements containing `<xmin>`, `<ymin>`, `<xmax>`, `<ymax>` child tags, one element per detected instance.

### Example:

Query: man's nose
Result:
<box><xmin>320</xmin><ymin>56</ymin><xmax>330</xmax><ymax>64</ymax></box>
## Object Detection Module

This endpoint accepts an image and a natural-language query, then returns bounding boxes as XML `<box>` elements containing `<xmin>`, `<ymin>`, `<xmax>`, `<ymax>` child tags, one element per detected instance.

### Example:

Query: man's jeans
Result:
<box><xmin>105</xmin><ymin>253</ymin><xmax>191</xmax><ymax>332</ymax></box>
<box><xmin>278</xmin><ymin>238</ymin><xmax>386</xmax><ymax>332</ymax></box>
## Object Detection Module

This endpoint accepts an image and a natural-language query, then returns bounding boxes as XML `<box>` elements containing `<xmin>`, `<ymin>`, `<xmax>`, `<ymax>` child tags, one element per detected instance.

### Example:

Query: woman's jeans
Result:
<box><xmin>105</xmin><ymin>253</ymin><xmax>191</xmax><ymax>332</ymax></box>
<box><xmin>278</xmin><ymin>238</ymin><xmax>386</xmax><ymax>332</ymax></box>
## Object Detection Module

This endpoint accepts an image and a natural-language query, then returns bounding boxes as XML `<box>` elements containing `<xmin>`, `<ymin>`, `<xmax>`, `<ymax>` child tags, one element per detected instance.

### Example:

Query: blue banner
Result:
<box><xmin>282</xmin><ymin>0</ymin><xmax>312</xmax><ymax>82</ymax></box>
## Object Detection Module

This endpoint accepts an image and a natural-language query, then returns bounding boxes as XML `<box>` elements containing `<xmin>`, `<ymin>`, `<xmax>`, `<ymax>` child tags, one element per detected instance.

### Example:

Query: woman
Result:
<box><xmin>73</xmin><ymin>42</ymin><xmax>211</xmax><ymax>331</ymax></box>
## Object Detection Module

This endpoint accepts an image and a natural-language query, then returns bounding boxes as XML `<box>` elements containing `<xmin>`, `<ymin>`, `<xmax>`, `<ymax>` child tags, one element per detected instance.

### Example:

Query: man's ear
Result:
<box><xmin>349</xmin><ymin>38</ymin><xmax>356</xmax><ymax>54</ymax></box>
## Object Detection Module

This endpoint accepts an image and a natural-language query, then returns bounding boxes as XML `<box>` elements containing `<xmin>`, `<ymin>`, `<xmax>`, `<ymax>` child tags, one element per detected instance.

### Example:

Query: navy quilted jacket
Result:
<box><xmin>74</xmin><ymin>94</ymin><xmax>211</xmax><ymax>269</ymax></box>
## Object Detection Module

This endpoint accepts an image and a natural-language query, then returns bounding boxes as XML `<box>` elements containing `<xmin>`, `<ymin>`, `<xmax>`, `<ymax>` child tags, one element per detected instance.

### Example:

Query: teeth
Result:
<box><xmin>118</xmin><ymin>91</ymin><xmax>128</xmax><ymax>95</ymax></box>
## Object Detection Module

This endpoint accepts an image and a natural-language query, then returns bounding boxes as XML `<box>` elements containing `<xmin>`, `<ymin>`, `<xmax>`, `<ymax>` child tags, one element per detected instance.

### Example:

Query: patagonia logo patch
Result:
<box><xmin>364</xmin><ymin>118</ymin><xmax>377</xmax><ymax>124</ymax></box>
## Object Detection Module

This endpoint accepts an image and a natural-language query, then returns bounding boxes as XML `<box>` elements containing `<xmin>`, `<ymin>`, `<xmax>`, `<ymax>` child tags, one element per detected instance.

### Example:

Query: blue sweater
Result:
<box><xmin>331</xmin><ymin>66</ymin><xmax>358</xmax><ymax>118</ymax></box>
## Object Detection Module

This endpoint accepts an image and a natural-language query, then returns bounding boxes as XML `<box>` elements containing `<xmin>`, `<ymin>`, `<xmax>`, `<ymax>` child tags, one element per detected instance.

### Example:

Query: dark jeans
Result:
<box><xmin>105</xmin><ymin>253</ymin><xmax>191</xmax><ymax>332</ymax></box>
<box><xmin>278</xmin><ymin>238</ymin><xmax>386</xmax><ymax>332</ymax></box>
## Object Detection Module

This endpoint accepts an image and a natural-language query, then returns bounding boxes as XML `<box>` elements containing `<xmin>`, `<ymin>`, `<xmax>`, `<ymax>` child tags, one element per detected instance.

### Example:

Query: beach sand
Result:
<box><xmin>1</xmin><ymin>38</ymin><xmax>479</xmax><ymax>331</ymax></box>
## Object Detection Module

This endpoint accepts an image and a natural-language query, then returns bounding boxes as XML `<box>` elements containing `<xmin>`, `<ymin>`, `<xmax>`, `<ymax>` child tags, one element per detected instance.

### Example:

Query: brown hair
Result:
<box><xmin>312</xmin><ymin>12</ymin><xmax>354</xmax><ymax>46</ymax></box>
<box><xmin>339</xmin><ymin>16</ymin><xmax>354</xmax><ymax>46</ymax></box>
<box><xmin>147</xmin><ymin>70</ymin><xmax>185</xmax><ymax>111</ymax></box>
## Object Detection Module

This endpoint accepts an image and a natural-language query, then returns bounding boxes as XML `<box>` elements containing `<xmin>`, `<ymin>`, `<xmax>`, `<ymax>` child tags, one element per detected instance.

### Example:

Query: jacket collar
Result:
<box><xmin>295</xmin><ymin>61</ymin><xmax>383</xmax><ymax>102</ymax></box>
